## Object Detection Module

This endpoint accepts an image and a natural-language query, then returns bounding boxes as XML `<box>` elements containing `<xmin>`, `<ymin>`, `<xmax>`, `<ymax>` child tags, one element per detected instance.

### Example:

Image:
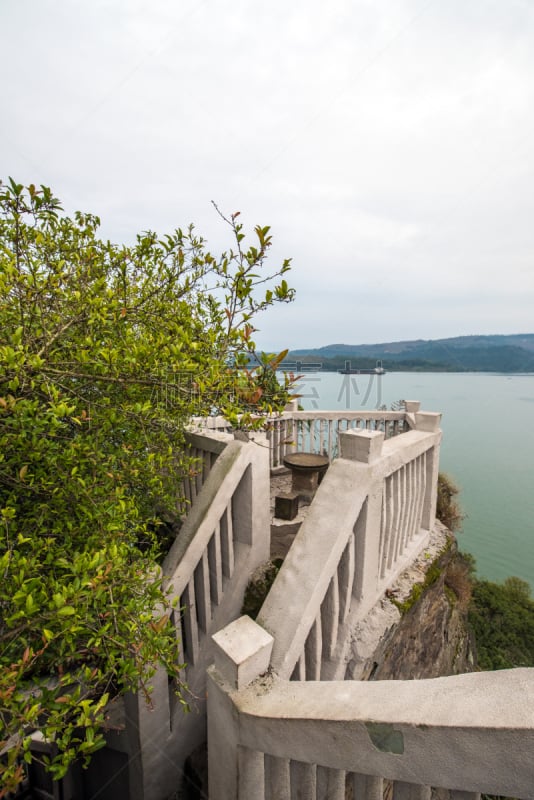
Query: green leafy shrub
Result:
<box><xmin>469</xmin><ymin>576</ymin><xmax>534</xmax><ymax>670</ymax></box>
<box><xmin>444</xmin><ymin>551</ymin><xmax>474</xmax><ymax>605</ymax></box>
<box><xmin>0</xmin><ymin>179</ymin><xmax>294</xmax><ymax>793</ymax></box>
<box><xmin>436</xmin><ymin>472</ymin><xmax>465</xmax><ymax>532</ymax></box>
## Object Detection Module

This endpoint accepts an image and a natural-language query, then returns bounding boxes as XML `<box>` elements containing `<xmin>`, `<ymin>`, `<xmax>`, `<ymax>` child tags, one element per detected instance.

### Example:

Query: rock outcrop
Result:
<box><xmin>346</xmin><ymin>522</ymin><xmax>476</xmax><ymax>681</ymax></box>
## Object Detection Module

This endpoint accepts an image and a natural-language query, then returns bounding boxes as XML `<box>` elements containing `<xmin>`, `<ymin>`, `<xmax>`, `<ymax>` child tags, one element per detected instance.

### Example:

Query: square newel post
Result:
<box><xmin>212</xmin><ymin>615</ymin><xmax>273</xmax><ymax>690</ymax></box>
<box><xmin>414</xmin><ymin>412</ymin><xmax>442</xmax><ymax>530</ymax></box>
<box><xmin>339</xmin><ymin>430</ymin><xmax>384</xmax><ymax>605</ymax></box>
<box><xmin>414</xmin><ymin>412</ymin><xmax>441</xmax><ymax>432</ymax></box>
<box><xmin>208</xmin><ymin>617</ymin><xmax>274</xmax><ymax>800</ymax></box>
<box><xmin>339</xmin><ymin>429</ymin><xmax>384</xmax><ymax>463</ymax></box>
<box><xmin>284</xmin><ymin>398</ymin><xmax>299</xmax><ymax>413</ymax></box>
<box><xmin>404</xmin><ymin>400</ymin><xmax>420</xmax><ymax>428</ymax></box>
<box><xmin>123</xmin><ymin>664</ymin><xmax>171</xmax><ymax>800</ymax></box>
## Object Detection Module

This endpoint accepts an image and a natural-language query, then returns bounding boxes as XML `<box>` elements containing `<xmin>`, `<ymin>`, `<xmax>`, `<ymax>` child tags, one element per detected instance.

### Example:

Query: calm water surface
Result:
<box><xmin>294</xmin><ymin>371</ymin><xmax>534</xmax><ymax>587</ymax></box>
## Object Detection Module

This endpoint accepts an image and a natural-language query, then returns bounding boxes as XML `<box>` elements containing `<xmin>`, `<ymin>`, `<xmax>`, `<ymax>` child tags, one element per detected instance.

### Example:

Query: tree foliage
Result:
<box><xmin>436</xmin><ymin>472</ymin><xmax>465</xmax><ymax>533</ymax></box>
<box><xmin>469</xmin><ymin>575</ymin><xmax>534</xmax><ymax>670</ymax></box>
<box><xmin>0</xmin><ymin>178</ymin><xmax>294</xmax><ymax>793</ymax></box>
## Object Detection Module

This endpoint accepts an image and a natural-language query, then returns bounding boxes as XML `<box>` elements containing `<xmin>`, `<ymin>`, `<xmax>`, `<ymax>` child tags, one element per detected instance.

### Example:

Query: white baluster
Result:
<box><xmin>238</xmin><ymin>748</ymin><xmax>265</xmax><ymax>800</ymax></box>
<box><xmin>290</xmin><ymin>761</ymin><xmax>316</xmax><ymax>799</ymax></box>
<box><xmin>320</xmin><ymin>418</ymin><xmax>326</xmax><ymax>454</ymax></box>
<box><xmin>393</xmin><ymin>781</ymin><xmax>431</xmax><ymax>800</ymax></box>
<box><xmin>195</xmin><ymin>451</ymin><xmax>204</xmax><ymax>494</ymax></box>
<box><xmin>379</xmin><ymin>481</ymin><xmax>391</xmax><ymax>580</ymax></box>
<box><xmin>351</xmin><ymin>772</ymin><xmax>383</xmax><ymax>800</ymax></box>
<box><xmin>194</xmin><ymin>549</ymin><xmax>211</xmax><ymax>632</ymax></box>
<box><xmin>387</xmin><ymin>469</ymin><xmax>402</xmax><ymax>572</ymax></box>
<box><xmin>394</xmin><ymin>465</ymin><xmax>407</xmax><ymax>561</ymax></box>
<box><xmin>305</xmin><ymin>617</ymin><xmax>323</xmax><ymax>680</ymax></box>
<box><xmin>181</xmin><ymin>580</ymin><xmax>199</xmax><ymax>665</ymax></box>
<box><xmin>220</xmin><ymin>505</ymin><xmax>234</xmax><ymax>579</ymax></box>
<box><xmin>414</xmin><ymin>451</ymin><xmax>426</xmax><ymax>533</ymax></box>
<box><xmin>291</xmin><ymin>654</ymin><xmax>306</xmax><ymax>681</ymax></box>
<box><xmin>170</xmin><ymin>608</ymin><xmax>187</xmax><ymax>685</ymax></box>
<box><xmin>202</xmin><ymin>451</ymin><xmax>211</xmax><ymax>484</ymax></box>
<box><xmin>321</xmin><ymin>573</ymin><xmax>340</xmax><ymax>660</ymax></box>
<box><xmin>265</xmin><ymin>755</ymin><xmax>291</xmax><ymax>799</ymax></box>
<box><xmin>316</xmin><ymin>766</ymin><xmax>345</xmax><ymax>800</ymax></box>
<box><xmin>208</xmin><ymin>522</ymin><xmax>223</xmax><ymax>606</ymax></box>
<box><xmin>338</xmin><ymin>532</ymin><xmax>355</xmax><ymax>624</ymax></box>
<box><xmin>406</xmin><ymin>458</ymin><xmax>417</xmax><ymax>545</ymax></box>
<box><xmin>273</xmin><ymin>420</ymin><xmax>280</xmax><ymax>468</ymax></box>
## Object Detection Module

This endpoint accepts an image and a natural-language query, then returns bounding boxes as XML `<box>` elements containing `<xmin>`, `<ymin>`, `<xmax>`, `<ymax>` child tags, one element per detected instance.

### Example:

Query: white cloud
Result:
<box><xmin>1</xmin><ymin>0</ymin><xmax>534</xmax><ymax>350</ymax></box>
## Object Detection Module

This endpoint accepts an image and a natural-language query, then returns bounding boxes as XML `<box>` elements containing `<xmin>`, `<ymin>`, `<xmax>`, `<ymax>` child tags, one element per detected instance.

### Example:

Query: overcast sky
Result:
<box><xmin>2</xmin><ymin>0</ymin><xmax>533</xmax><ymax>351</ymax></box>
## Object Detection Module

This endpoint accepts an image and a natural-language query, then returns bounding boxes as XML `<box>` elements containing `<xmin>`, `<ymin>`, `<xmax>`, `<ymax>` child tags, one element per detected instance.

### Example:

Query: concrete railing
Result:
<box><xmin>267</xmin><ymin>403</ymin><xmax>418</xmax><ymax>468</ymax></box>
<box><xmin>208</xmin><ymin>618</ymin><xmax>534</xmax><ymax>800</ymax></box>
<box><xmin>176</xmin><ymin>429</ymin><xmax>232</xmax><ymax>515</ymax></box>
<box><xmin>192</xmin><ymin>400</ymin><xmax>422</xmax><ymax>470</ymax></box>
<box><xmin>257</xmin><ymin>411</ymin><xmax>441</xmax><ymax>682</ymax></box>
<box><xmin>206</xmin><ymin>405</ymin><xmax>534</xmax><ymax>800</ymax></box>
<box><xmin>189</xmin><ymin>415</ymin><xmax>232</xmax><ymax>434</ymax></box>
<box><xmin>122</xmin><ymin>430</ymin><xmax>271</xmax><ymax>800</ymax></box>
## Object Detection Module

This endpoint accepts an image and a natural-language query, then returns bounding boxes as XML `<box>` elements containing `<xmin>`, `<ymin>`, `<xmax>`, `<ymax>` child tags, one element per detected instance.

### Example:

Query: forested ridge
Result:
<box><xmin>288</xmin><ymin>334</ymin><xmax>534</xmax><ymax>372</ymax></box>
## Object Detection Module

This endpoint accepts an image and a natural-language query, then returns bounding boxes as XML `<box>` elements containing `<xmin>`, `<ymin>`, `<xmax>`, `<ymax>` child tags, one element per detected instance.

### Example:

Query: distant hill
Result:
<box><xmin>288</xmin><ymin>334</ymin><xmax>534</xmax><ymax>372</ymax></box>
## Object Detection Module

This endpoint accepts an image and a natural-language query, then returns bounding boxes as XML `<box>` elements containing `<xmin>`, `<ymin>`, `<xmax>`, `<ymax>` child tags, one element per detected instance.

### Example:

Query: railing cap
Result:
<box><xmin>212</xmin><ymin>616</ymin><xmax>274</xmax><ymax>690</ymax></box>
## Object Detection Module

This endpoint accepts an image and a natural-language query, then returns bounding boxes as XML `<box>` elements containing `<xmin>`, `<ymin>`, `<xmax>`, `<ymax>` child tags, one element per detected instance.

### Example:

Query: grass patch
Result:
<box><xmin>391</xmin><ymin>558</ymin><xmax>444</xmax><ymax>615</ymax></box>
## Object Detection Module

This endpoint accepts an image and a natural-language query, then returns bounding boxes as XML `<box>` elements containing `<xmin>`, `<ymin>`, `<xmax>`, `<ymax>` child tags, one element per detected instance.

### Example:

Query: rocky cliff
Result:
<box><xmin>346</xmin><ymin>521</ymin><xmax>477</xmax><ymax>681</ymax></box>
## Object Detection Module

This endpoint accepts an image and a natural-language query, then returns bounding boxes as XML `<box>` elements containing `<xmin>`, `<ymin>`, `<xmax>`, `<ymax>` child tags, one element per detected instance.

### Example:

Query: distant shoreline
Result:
<box><xmin>280</xmin><ymin>362</ymin><xmax>534</xmax><ymax>375</ymax></box>
<box><xmin>286</xmin><ymin>367</ymin><xmax>534</xmax><ymax>375</ymax></box>
<box><xmin>278</xmin><ymin>333</ymin><xmax>534</xmax><ymax>374</ymax></box>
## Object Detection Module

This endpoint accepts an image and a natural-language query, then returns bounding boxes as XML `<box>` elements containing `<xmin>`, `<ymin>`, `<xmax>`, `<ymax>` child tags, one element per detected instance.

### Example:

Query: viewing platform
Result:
<box><xmin>24</xmin><ymin>402</ymin><xmax>534</xmax><ymax>799</ymax></box>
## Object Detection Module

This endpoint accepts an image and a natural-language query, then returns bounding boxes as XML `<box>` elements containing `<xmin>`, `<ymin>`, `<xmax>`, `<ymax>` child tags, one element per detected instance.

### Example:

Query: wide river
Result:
<box><xmin>293</xmin><ymin>370</ymin><xmax>534</xmax><ymax>588</ymax></box>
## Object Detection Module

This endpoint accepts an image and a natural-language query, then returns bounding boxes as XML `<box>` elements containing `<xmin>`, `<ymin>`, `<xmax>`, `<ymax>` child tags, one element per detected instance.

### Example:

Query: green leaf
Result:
<box><xmin>57</xmin><ymin>606</ymin><xmax>76</xmax><ymax>616</ymax></box>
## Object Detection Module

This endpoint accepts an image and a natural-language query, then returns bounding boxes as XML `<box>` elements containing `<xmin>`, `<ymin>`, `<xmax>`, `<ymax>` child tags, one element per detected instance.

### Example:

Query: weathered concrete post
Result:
<box><xmin>414</xmin><ymin>413</ymin><xmax>442</xmax><ymax>530</ymax></box>
<box><xmin>404</xmin><ymin>400</ymin><xmax>421</xmax><ymax>430</ymax></box>
<box><xmin>207</xmin><ymin>616</ymin><xmax>274</xmax><ymax>800</ymax></box>
<box><xmin>123</xmin><ymin>665</ymin><xmax>172</xmax><ymax>800</ymax></box>
<box><xmin>339</xmin><ymin>430</ymin><xmax>384</xmax><ymax>606</ymax></box>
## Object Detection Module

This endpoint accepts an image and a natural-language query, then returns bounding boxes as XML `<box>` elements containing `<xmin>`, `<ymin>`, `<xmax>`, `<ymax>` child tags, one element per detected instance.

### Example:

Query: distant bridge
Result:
<box><xmin>278</xmin><ymin>359</ymin><xmax>323</xmax><ymax>371</ymax></box>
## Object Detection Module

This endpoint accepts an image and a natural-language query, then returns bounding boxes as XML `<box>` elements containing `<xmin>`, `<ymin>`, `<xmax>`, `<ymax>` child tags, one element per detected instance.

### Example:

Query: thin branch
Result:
<box><xmin>36</xmin><ymin>315</ymin><xmax>85</xmax><ymax>359</ymax></box>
